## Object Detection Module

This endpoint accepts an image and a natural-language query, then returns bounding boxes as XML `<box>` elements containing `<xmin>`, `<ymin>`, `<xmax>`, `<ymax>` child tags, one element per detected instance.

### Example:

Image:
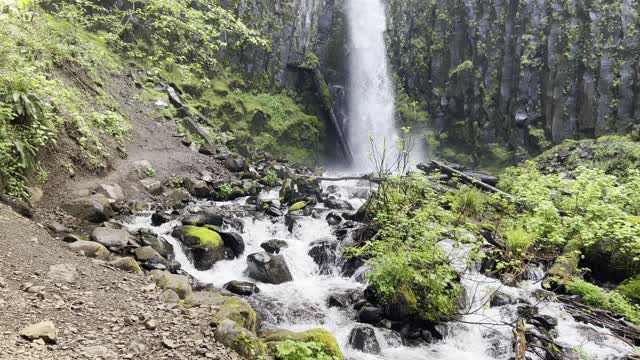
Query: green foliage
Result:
<box><xmin>616</xmin><ymin>277</ymin><xmax>640</xmax><ymax>305</ymax></box>
<box><xmin>0</xmin><ymin>5</ymin><xmax>128</xmax><ymax>197</ymax></box>
<box><xmin>567</xmin><ymin>279</ymin><xmax>640</xmax><ymax>325</ymax></box>
<box><xmin>273</xmin><ymin>340</ymin><xmax>339</xmax><ymax>360</ymax></box>
<box><xmin>346</xmin><ymin>175</ymin><xmax>475</xmax><ymax>321</ymax></box>
<box><xmin>198</xmin><ymin>90</ymin><xmax>325</xmax><ymax>164</ymax></box>
<box><xmin>261</xmin><ymin>170</ymin><xmax>280</xmax><ymax>188</ymax></box>
<box><xmin>448</xmin><ymin>60</ymin><xmax>473</xmax><ymax>77</ymax></box>
<box><xmin>49</xmin><ymin>0</ymin><xmax>269</xmax><ymax>80</ymax></box>
<box><xmin>447</xmin><ymin>185</ymin><xmax>488</xmax><ymax>217</ymax></box>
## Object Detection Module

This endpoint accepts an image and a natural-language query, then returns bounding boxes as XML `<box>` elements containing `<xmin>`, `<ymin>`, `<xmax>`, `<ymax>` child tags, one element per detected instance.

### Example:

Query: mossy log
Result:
<box><xmin>543</xmin><ymin>239</ymin><xmax>582</xmax><ymax>290</ymax></box>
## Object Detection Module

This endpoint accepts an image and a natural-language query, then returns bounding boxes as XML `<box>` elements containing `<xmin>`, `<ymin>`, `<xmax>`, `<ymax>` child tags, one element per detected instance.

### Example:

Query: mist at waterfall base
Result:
<box><xmin>123</xmin><ymin>181</ymin><xmax>633</xmax><ymax>360</ymax></box>
<box><xmin>344</xmin><ymin>0</ymin><xmax>424</xmax><ymax>174</ymax></box>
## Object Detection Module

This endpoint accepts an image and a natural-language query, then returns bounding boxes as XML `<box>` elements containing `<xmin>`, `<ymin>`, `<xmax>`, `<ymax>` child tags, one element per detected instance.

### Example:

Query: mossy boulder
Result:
<box><xmin>172</xmin><ymin>225</ymin><xmax>225</xmax><ymax>270</ymax></box>
<box><xmin>288</xmin><ymin>201</ymin><xmax>306</xmax><ymax>212</ymax></box>
<box><xmin>616</xmin><ymin>276</ymin><xmax>640</xmax><ymax>305</ymax></box>
<box><xmin>151</xmin><ymin>270</ymin><xmax>192</xmax><ymax>299</ymax></box>
<box><xmin>68</xmin><ymin>240</ymin><xmax>110</xmax><ymax>259</ymax></box>
<box><xmin>212</xmin><ymin>297</ymin><xmax>257</xmax><ymax>333</ymax></box>
<box><xmin>262</xmin><ymin>328</ymin><xmax>343</xmax><ymax>360</ymax></box>
<box><xmin>214</xmin><ymin>319</ymin><xmax>265</xmax><ymax>360</ymax></box>
<box><xmin>384</xmin><ymin>285</ymin><xmax>417</xmax><ymax>321</ymax></box>
<box><xmin>543</xmin><ymin>239</ymin><xmax>582</xmax><ymax>290</ymax></box>
<box><xmin>109</xmin><ymin>256</ymin><xmax>142</xmax><ymax>273</ymax></box>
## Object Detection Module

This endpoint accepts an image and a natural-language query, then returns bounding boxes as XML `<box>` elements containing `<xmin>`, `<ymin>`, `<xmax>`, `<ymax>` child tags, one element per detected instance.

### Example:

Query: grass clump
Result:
<box><xmin>567</xmin><ymin>279</ymin><xmax>640</xmax><ymax>325</ymax></box>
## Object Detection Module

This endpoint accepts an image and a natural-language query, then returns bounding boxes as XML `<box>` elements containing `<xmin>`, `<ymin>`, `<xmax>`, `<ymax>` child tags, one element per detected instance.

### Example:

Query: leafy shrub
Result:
<box><xmin>567</xmin><ymin>279</ymin><xmax>640</xmax><ymax>325</ymax></box>
<box><xmin>0</xmin><ymin>5</ymin><xmax>128</xmax><ymax>197</ymax></box>
<box><xmin>346</xmin><ymin>175</ymin><xmax>472</xmax><ymax>321</ymax></box>
<box><xmin>273</xmin><ymin>340</ymin><xmax>339</xmax><ymax>360</ymax></box>
<box><xmin>447</xmin><ymin>185</ymin><xmax>488</xmax><ymax>217</ymax></box>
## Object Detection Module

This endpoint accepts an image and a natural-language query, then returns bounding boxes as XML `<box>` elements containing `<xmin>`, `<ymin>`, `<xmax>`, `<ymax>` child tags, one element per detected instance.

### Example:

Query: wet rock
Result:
<box><xmin>324</xmin><ymin>198</ymin><xmax>354</xmax><ymax>210</ymax></box>
<box><xmin>172</xmin><ymin>225</ymin><xmax>226</xmax><ymax>270</ymax></box>
<box><xmin>219</xmin><ymin>231</ymin><xmax>245</xmax><ymax>258</ymax></box>
<box><xmin>97</xmin><ymin>183</ymin><xmax>124</xmax><ymax>201</ymax></box>
<box><xmin>358</xmin><ymin>306</ymin><xmax>383</xmax><ymax>325</ymax></box>
<box><xmin>90</xmin><ymin>227</ymin><xmax>130</xmax><ymax>250</ymax></box>
<box><xmin>137</xmin><ymin>233</ymin><xmax>174</xmax><ymax>260</ymax></box>
<box><xmin>260</xmin><ymin>239</ymin><xmax>288</xmax><ymax>254</ymax></box>
<box><xmin>20</xmin><ymin>321</ymin><xmax>58</xmax><ymax>343</ymax></box>
<box><xmin>384</xmin><ymin>287</ymin><xmax>416</xmax><ymax>322</ymax></box>
<box><xmin>246</xmin><ymin>252</ymin><xmax>293</xmax><ymax>284</ymax></box>
<box><xmin>68</xmin><ymin>240</ymin><xmax>110</xmax><ymax>259</ymax></box>
<box><xmin>62</xmin><ymin>194</ymin><xmax>112</xmax><ymax>222</ymax></box>
<box><xmin>326</xmin><ymin>212</ymin><xmax>342</xmax><ymax>226</ymax></box>
<box><xmin>490</xmin><ymin>291</ymin><xmax>517</xmax><ymax>307</ymax></box>
<box><xmin>284</xmin><ymin>214</ymin><xmax>299</xmax><ymax>232</ymax></box>
<box><xmin>308</xmin><ymin>237</ymin><xmax>338</xmax><ymax>275</ymax></box>
<box><xmin>349</xmin><ymin>326</ymin><xmax>380</xmax><ymax>354</ymax></box>
<box><xmin>182</xmin><ymin>211</ymin><xmax>224</xmax><ymax>227</ymax></box>
<box><xmin>151</xmin><ymin>211</ymin><xmax>172</xmax><ymax>226</ymax></box>
<box><xmin>531</xmin><ymin>315</ymin><xmax>558</xmax><ymax>331</ymax></box>
<box><xmin>224</xmin><ymin>281</ymin><xmax>261</xmax><ymax>296</ymax></box>
<box><xmin>517</xmin><ymin>305</ymin><xmax>539</xmax><ymax>320</ymax></box>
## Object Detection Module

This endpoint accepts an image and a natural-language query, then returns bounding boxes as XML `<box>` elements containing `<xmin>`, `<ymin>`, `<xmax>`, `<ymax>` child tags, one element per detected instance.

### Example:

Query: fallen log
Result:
<box><xmin>419</xmin><ymin>160</ymin><xmax>514</xmax><ymax>199</ymax></box>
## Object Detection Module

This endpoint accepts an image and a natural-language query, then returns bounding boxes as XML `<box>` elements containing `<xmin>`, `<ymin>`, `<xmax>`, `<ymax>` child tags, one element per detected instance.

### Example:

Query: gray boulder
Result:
<box><xmin>246</xmin><ymin>252</ymin><xmax>293</xmax><ymax>284</ymax></box>
<box><xmin>90</xmin><ymin>227</ymin><xmax>129</xmax><ymax>250</ymax></box>
<box><xmin>349</xmin><ymin>326</ymin><xmax>381</xmax><ymax>354</ymax></box>
<box><xmin>62</xmin><ymin>194</ymin><xmax>112</xmax><ymax>222</ymax></box>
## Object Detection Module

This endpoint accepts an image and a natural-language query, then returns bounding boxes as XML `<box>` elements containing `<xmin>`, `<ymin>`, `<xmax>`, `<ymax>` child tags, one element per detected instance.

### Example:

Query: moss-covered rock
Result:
<box><xmin>288</xmin><ymin>201</ymin><xmax>306</xmax><ymax>212</ymax></box>
<box><xmin>109</xmin><ymin>257</ymin><xmax>142</xmax><ymax>273</ymax></box>
<box><xmin>215</xmin><ymin>319</ymin><xmax>265</xmax><ymax>360</ymax></box>
<box><xmin>262</xmin><ymin>328</ymin><xmax>343</xmax><ymax>360</ymax></box>
<box><xmin>152</xmin><ymin>271</ymin><xmax>192</xmax><ymax>299</ymax></box>
<box><xmin>212</xmin><ymin>297</ymin><xmax>257</xmax><ymax>333</ymax></box>
<box><xmin>172</xmin><ymin>225</ymin><xmax>225</xmax><ymax>270</ymax></box>
<box><xmin>68</xmin><ymin>240</ymin><xmax>110</xmax><ymax>259</ymax></box>
<box><xmin>543</xmin><ymin>239</ymin><xmax>582</xmax><ymax>290</ymax></box>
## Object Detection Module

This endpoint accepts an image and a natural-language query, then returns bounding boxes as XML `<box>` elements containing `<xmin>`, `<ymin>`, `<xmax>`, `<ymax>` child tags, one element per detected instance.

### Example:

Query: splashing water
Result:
<box><xmin>122</xmin><ymin>178</ymin><xmax>633</xmax><ymax>360</ymax></box>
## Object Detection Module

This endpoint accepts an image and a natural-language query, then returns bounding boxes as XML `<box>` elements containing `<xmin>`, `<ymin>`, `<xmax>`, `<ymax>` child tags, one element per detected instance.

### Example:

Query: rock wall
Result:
<box><xmin>385</xmin><ymin>0</ymin><xmax>640</xmax><ymax>155</ymax></box>
<box><xmin>219</xmin><ymin>0</ymin><xmax>342</xmax><ymax>86</ymax></box>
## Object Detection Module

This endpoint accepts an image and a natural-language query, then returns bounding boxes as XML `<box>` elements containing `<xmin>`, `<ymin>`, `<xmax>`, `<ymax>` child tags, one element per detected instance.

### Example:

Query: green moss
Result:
<box><xmin>212</xmin><ymin>297</ymin><xmax>257</xmax><ymax>333</ymax></box>
<box><xmin>263</xmin><ymin>329</ymin><xmax>343</xmax><ymax>360</ymax></box>
<box><xmin>182</xmin><ymin>225</ymin><xmax>223</xmax><ymax>249</ymax></box>
<box><xmin>289</xmin><ymin>201</ymin><xmax>307</xmax><ymax>212</ymax></box>
<box><xmin>397</xmin><ymin>284</ymin><xmax>418</xmax><ymax>310</ymax></box>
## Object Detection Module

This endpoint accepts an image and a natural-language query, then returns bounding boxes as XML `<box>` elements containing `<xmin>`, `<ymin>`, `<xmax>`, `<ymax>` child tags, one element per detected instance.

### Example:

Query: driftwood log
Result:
<box><xmin>418</xmin><ymin>160</ymin><xmax>513</xmax><ymax>199</ymax></box>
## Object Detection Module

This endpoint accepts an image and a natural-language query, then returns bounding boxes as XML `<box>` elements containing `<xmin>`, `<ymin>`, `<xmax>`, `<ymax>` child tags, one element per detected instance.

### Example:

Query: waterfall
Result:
<box><xmin>346</xmin><ymin>0</ymin><xmax>399</xmax><ymax>172</ymax></box>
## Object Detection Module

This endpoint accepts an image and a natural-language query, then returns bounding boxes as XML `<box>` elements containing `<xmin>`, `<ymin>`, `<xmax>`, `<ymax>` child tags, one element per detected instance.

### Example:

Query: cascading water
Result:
<box><xmin>120</xmin><ymin>3</ymin><xmax>633</xmax><ymax>359</ymax></box>
<box><xmin>122</xmin><ymin>180</ymin><xmax>634</xmax><ymax>360</ymax></box>
<box><xmin>345</xmin><ymin>0</ymin><xmax>399</xmax><ymax>172</ymax></box>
